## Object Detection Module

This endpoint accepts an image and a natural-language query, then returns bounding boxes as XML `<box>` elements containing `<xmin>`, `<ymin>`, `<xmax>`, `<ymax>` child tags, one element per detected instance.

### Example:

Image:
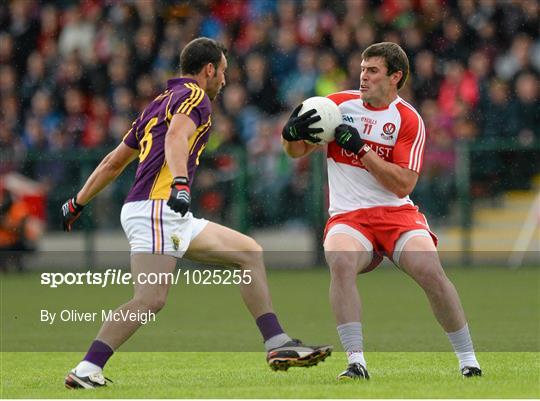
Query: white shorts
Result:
<box><xmin>120</xmin><ymin>200</ymin><xmax>208</xmax><ymax>258</ymax></box>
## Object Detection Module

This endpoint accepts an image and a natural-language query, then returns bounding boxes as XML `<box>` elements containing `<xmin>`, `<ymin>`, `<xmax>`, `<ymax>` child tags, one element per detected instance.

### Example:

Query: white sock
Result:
<box><xmin>337</xmin><ymin>322</ymin><xmax>366</xmax><ymax>367</ymax></box>
<box><xmin>347</xmin><ymin>351</ymin><xmax>367</xmax><ymax>367</ymax></box>
<box><xmin>447</xmin><ymin>323</ymin><xmax>480</xmax><ymax>369</ymax></box>
<box><xmin>75</xmin><ymin>360</ymin><xmax>102</xmax><ymax>377</ymax></box>
<box><xmin>264</xmin><ymin>333</ymin><xmax>292</xmax><ymax>351</ymax></box>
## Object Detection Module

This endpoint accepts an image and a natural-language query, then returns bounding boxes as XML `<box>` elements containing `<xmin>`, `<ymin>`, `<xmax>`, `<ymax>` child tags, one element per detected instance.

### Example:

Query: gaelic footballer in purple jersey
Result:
<box><xmin>123</xmin><ymin>78</ymin><xmax>212</xmax><ymax>203</ymax></box>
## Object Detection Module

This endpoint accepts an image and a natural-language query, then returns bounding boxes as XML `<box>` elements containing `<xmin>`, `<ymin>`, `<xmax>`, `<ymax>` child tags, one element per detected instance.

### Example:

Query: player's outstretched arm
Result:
<box><xmin>62</xmin><ymin>142</ymin><xmax>139</xmax><ymax>231</ymax></box>
<box><xmin>77</xmin><ymin>143</ymin><xmax>139</xmax><ymax>204</ymax></box>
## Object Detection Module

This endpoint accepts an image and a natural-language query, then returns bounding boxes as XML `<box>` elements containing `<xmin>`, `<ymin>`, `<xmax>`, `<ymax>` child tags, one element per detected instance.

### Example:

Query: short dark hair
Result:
<box><xmin>362</xmin><ymin>42</ymin><xmax>409</xmax><ymax>90</ymax></box>
<box><xmin>180</xmin><ymin>37</ymin><xmax>227</xmax><ymax>75</ymax></box>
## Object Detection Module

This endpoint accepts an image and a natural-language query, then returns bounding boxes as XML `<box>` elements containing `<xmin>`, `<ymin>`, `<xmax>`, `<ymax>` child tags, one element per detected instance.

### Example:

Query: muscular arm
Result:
<box><xmin>361</xmin><ymin>151</ymin><xmax>418</xmax><ymax>198</ymax></box>
<box><xmin>165</xmin><ymin>113</ymin><xmax>197</xmax><ymax>178</ymax></box>
<box><xmin>76</xmin><ymin>142</ymin><xmax>139</xmax><ymax>205</ymax></box>
<box><xmin>281</xmin><ymin>138</ymin><xmax>319</xmax><ymax>159</ymax></box>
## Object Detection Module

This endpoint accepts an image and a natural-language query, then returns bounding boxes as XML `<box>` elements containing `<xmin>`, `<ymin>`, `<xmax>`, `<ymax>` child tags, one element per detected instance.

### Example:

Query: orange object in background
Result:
<box><xmin>1</xmin><ymin>173</ymin><xmax>47</xmax><ymax>221</ymax></box>
<box><xmin>0</xmin><ymin>196</ymin><xmax>38</xmax><ymax>247</ymax></box>
<box><xmin>0</xmin><ymin>173</ymin><xmax>45</xmax><ymax>249</ymax></box>
<box><xmin>20</xmin><ymin>193</ymin><xmax>47</xmax><ymax>221</ymax></box>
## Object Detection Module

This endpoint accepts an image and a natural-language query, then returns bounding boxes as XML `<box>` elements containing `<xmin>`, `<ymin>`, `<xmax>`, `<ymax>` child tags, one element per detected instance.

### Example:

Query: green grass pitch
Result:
<box><xmin>2</xmin><ymin>351</ymin><xmax>539</xmax><ymax>398</ymax></box>
<box><xmin>1</xmin><ymin>266</ymin><xmax>539</xmax><ymax>398</ymax></box>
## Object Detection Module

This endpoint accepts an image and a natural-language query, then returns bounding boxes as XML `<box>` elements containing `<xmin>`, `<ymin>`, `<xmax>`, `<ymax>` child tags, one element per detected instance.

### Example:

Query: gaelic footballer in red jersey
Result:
<box><xmin>282</xmin><ymin>42</ymin><xmax>481</xmax><ymax>380</ymax></box>
<box><xmin>61</xmin><ymin>37</ymin><xmax>331</xmax><ymax>390</ymax></box>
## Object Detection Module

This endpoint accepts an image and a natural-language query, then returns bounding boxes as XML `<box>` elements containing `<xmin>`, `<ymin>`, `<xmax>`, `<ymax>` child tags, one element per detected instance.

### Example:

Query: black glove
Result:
<box><xmin>335</xmin><ymin>124</ymin><xmax>367</xmax><ymax>154</ymax></box>
<box><xmin>61</xmin><ymin>197</ymin><xmax>84</xmax><ymax>232</ymax></box>
<box><xmin>282</xmin><ymin>104</ymin><xmax>324</xmax><ymax>143</ymax></box>
<box><xmin>167</xmin><ymin>176</ymin><xmax>191</xmax><ymax>216</ymax></box>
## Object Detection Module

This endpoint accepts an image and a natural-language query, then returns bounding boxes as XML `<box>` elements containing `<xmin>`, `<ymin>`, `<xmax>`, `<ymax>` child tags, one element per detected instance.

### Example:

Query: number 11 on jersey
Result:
<box><xmin>363</xmin><ymin>123</ymin><xmax>373</xmax><ymax>135</ymax></box>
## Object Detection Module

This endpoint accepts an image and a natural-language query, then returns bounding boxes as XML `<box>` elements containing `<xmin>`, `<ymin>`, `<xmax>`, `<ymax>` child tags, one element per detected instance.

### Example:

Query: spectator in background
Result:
<box><xmin>40</xmin><ymin>36</ymin><xmax>61</xmax><ymax>75</ymax></box>
<box><xmin>508</xmin><ymin>71</ymin><xmax>540</xmax><ymax>189</ymax></box>
<box><xmin>402</xmin><ymin>24</ymin><xmax>425</xmax><ymax>59</ymax></box>
<box><xmin>468</xmin><ymin>50</ymin><xmax>492</xmax><ymax>104</ymax></box>
<box><xmin>473</xmin><ymin>19</ymin><xmax>499</xmax><ymax>62</ymax></box>
<box><xmin>0</xmin><ymin>65</ymin><xmax>17</xmax><ymax>99</ymax></box>
<box><xmin>0</xmin><ymin>126</ymin><xmax>25</xmax><ymax>175</ymax></box>
<box><xmin>152</xmin><ymin>41</ymin><xmax>177</xmax><ymax>86</ymax></box>
<box><xmin>315</xmin><ymin>51</ymin><xmax>346</xmax><ymax>97</ymax></box>
<box><xmin>420</xmin><ymin>1</ymin><xmax>445</xmax><ymax>34</ymax></box>
<box><xmin>107</xmin><ymin>57</ymin><xmax>132</xmax><ymax>99</ymax></box>
<box><xmin>473</xmin><ymin>77</ymin><xmax>511</xmax><ymax>194</ymax></box>
<box><xmin>135</xmin><ymin>74</ymin><xmax>158</xmax><ymax>111</ymax></box>
<box><xmin>62</xmin><ymin>87</ymin><xmax>87</xmax><ymax>148</ymax></box>
<box><xmin>37</xmin><ymin>4</ymin><xmax>60</xmax><ymax>53</ymax></box>
<box><xmin>29</xmin><ymin>90</ymin><xmax>62</xmax><ymax>141</ymax></box>
<box><xmin>112</xmin><ymin>87</ymin><xmax>137</xmax><ymax>120</ymax></box>
<box><xmin>248</xmin><ymin>118</ymin><xmax>288</xmax><ymax>226</ymax></box>
<box><xmin>7</xmin><ymin>0</ymin><xmax>39</xmax><ymax>73</ymax></box>
<box><xmin>23</xmin><ymin>117</ymin><xmax>49</xmax><ymax>151</ymax></box>
<box><xmin>413</xmin><ymin>98</ymin><xmax>453</xmax><ymax>219</ymax></box>
<box><xmin>221</xmin><ymin>82</ymin><xmax>257</xmax><ymax>143</ymax></box>
<box><xmin>1</xmin><ymin>94</ymin><xmax>22</xmax><ymax>137</ymax></box>
<box><xmin>58</xmin><ymin>5</ymin><xmax>95</xmax><ymax>63</ymax></box>
<box><xmin>132</xmin><ymin>24</ymin><xmax>158</xmax><ymax>75</ymax></box>
<box><xmin>271</xmin><ymin>26</ymin><xmax>298</xmax><ymax>82</ymax></box>
<box><xmin>378</xmin><ymin>0</ymin><xmax>416</xmax><ymax>29</ymax></box>
<box><xmin>244</xmin><ymin>52</ymin><xmax>282</xmax><ymax>115</ymax></box>
<box><xmin>206</xmin><ymin>114</ymin><xmax>241</xmax><ymax>152</ymax></box>
<box><xmin>353</xmin><ymin>23</ymin><xmax>376</xmax><ymax>52</ymax></box>
<box><xmin>280</xmin><ymin>47</ymin><xmax>318</xmax><ymax>108</ymax></box>
<box><xmin>479</xmin><ymin>78</ymin><xmax>513</xmax><ymax>140</ymax></box>
<box><xmin>193</xmin><ymin>114</ymin><xmax>240</xmax><ymax>226</ymax></box>
<box><xmin>438</xmin><ymin>59</ymin><xmax>479</xmax><ymax>119</ymax></box>
<box><xmin>331</xmin><ymin>25</ymin><xmax>353</xmax><ymax>66</ymax></box>
<box><xmin>298</xmin><ymin>0</ymin><xmax>336</xmax><ymax>46</ymax></box>
<box><xmin>509</xmin><ymin>71</ymin><xmax>540</xmax><ymax>143</ymax></box>
<box><xmin>56</xmin><ymin>53</ymin><xmax>89</xmax><ymax>94</ymax></box>
<box><xmin>237</xmin><ymin>18</ymin><xmax>273</xmax><ymax>55</ymax></box>
<box><xmin>496</xmin><ymin>34</ymin><xmax>538</xmax><ymax>81</ymax></box>
<box><xmin>82</xmin><ymin>95</ymin><xmax>111</xmax><ymax>149</ymax></box>
<box><xmin>498</xmin><ymin>0</ymin><xmax>538</xmax><ymax>43</ymax></box>
<box><xmin>434</xmin><ymin>15</ymin><xmax>472</xmax><ymax>63</ymax></box>
<box><xmin>343</xmin><ymin>0</ymin><xmax>375</xmax><ymax>28</ymax></box>
<box><xmin>343</xmin><ymin>50</ymin><xmax>363</xmax><ymax>89</ymax></box>
<box><xmin>276</xmin><ymin>0</ymin><xmax>297</xmax><ymax>27</ymax></box>
<box><xmin>412</xmin><ymin>50</ymin><xmax>442</xmax><ymax>102</ymax></box>
<box><xmin>0</xmin><ymin>32</ymin><xmax>14</xmax><ymax>66</ymax></box>
<box><xmin>519</xmin><ymin>0</ymin><xmax>540</xmax><ymax>39</ymax></box>
<box><xmin>20</xmin><ymin>52</ymin><xmax>55</xmax><ymax>111</ymax></box>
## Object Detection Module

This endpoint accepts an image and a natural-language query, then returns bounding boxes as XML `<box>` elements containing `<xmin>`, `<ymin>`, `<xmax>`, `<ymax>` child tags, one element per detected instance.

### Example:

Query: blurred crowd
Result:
<box><xmin>0</xmin><ymin>0</ymin><xmax>539</xmax><ymax>228</ymax></box>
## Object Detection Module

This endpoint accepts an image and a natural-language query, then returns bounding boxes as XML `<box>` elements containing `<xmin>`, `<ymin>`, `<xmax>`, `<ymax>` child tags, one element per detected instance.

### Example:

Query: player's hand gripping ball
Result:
<box><xmin>298</xmin><ymin>96</ymin><xmax>343</xmax><ymax>144</ymax></box>
<box><xmin>282</xmin><ymin>96</ymin><xmax>342</xmax><ymax>145</ymax></box>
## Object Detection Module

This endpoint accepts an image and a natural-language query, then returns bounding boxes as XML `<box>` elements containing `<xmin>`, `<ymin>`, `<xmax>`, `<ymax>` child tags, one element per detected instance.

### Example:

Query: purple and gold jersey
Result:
<box><xmin>123</xmin><ymin>78</ymin><xmax>212</xmax><ymax>203</ymax></box>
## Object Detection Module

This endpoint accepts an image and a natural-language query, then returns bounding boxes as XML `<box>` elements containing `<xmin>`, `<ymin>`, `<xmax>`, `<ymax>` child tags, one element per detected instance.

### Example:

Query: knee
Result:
<box><xmin>237</xmin><ymin>238</ymin><xmax>264</xmax><ymax>269</ymax></box>
<box><xmin>326</xmin><ymin>251</ymin><xmax>363</xmax><ymax>282</ymax></box>
<box><xmin>414</xmin><ymin>266</ymin><xmax>449</xmax><ymax>294</ymax></box>
<box><xmin>245</xmin><ymin>238</ymin><xmax>263</xmax><ymax>254</ymax></box>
